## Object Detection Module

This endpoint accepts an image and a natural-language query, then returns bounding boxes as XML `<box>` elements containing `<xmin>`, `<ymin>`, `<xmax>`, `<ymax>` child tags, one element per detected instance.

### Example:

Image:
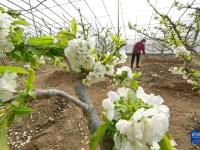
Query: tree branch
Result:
<box><xmin>192</xmin><ymin>9</ymin><xmax>200</xmax><ymax>47</ymax></box>
<box><xmin>147</xmin><ymin>0</ymin><xmax>183</xmax><ymax>43</ymax></box>
<box><xmin>42</xmin><ymin>18</ymin><xmax>52</xmax><ymax>35</ymax></box>
<box><xmin>128</xmin><ymin>24</ymin><xmax>165</xmax><ymax>42</ymax></box>
<box><xmin>5</xmin><ymin>89</ymin><xmax>89</xmax><ymax>112</ymax></box>
<box><xmin>185</xmin><ymin>21</ymin><xmax>196</xmax><ymax>40</ymax></box>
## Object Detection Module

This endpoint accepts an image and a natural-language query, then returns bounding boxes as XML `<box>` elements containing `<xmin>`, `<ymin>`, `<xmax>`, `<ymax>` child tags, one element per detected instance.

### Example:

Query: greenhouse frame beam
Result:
<box><xmin>67</xmin><ymin>0</ymin><xmax>96</xmax><ymax>32</ymax></box>
<box><xmin>101</xmin><ymin>0</ymin><xmax>116</xmax><ymax>34</ymax></box>
<box><xmin>0</xmin><ymin>3</ymin><xmax>52</xmax><ymax>35</ymax></box>
<box><xmin>5</xmin><ymin>0</ymin><xmax>59</xmax><ymax>33</ymax></box>
<box><xmin>51</xmin><ymin>0</ymin><xmax>73</xmax><ymax>21</ymax></box>
<box><xmin>23</xmin><ymin>0</ymin><xmax>81</xmax><ymax>15</ymax></box>
<box><xmin>119</xmin><ymin>0</ymin><xmax>127</xmax><ymax>39</ymax></box>
<box><xmin>28</xmin><ymin>0</ymin><xmax>38</xmax><ymax>36</ymax></box>
<box><xmin>13</xmin><ymin>0</ymin><xmax>47</xmax><ymax>12</ymax></box>
<box><xmin>34</xmin><ymin>0</ymin><xmax>69</xmax><ymax>27</ymax></box>
<box><xmin>23</xmin><ymin>2</ymin><xmax>200</xmax><ymax>16</ymax></box>
<box><xmin>20</xmin><ymin>0</ymin><xmax>65</xmax><ymax>29</ymax></box>
<box><xmin>83</xmin><ymin>0</ymin><xmax>103</xmax><ymax>28</ymax></box>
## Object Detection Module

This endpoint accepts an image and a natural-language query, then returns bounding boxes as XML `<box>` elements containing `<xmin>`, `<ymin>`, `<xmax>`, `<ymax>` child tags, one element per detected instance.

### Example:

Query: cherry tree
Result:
<box><xmin>129</xmin><ymin>0</ymin><xmax>200</xmax><ymax>93</ymax></box>
<box><xmin>0</xmin><ymin>7</ymin><xmax>177</xmax><ymax>150</ymax></box>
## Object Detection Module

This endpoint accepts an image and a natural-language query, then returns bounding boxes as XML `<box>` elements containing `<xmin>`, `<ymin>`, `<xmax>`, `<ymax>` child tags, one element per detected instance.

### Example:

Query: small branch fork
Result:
<box><xmin>34</xmin><ymin>89</ymin><xmax>89</xmax><ymax>111</ymax></box>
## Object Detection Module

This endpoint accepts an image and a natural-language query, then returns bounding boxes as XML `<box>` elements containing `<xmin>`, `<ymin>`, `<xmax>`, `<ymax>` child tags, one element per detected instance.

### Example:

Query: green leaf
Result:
<box><xmin>27</xmin><ymin>35</ymin><xmax>54</xmax><ymax>46</ymax></box>
<box><xmin>0</xmin><ymin>109</ymin><xmax>6</xmax><ymax>116</ymax></box>
<box><xmin>7</xmin><ymin>10</ymin><xmax>21</xmax><ymax>18</ymax></box>
<box><xmin>57</xmin><ymin>30</ymin><xmax>75</xmax><ymax>40</ymax></box>
<box><xmin>0</xmin><ymin>66</ymin><xmax>28</xmax><ymax>74</ymax></box>
<box><xmin>13</xmin><ymin>106</ymin><xmax>33</xmax><ymax>116</ymax></box>
<box><xmin>25</xmin><ymin>68</ymin><xmax>35</xmax><ymax>92</ymax></box>
<box><xmin>159</xmin><ymin>135</ymin><xmax>173</xmax><ymax>150</ymax></box>
<box><xmin>111</xmin><ymin>35</ymin><xmax>119</xmax><ymax>44</ymax></box>
<box><xmin>71</xmin><ymin>19</ymin><xmax>78</xmax><ymax>35</ymax></box>
<box><xmin>0</xmin><ymin>7</ymin><xmax>5</xmax><ymax>13</ymax></box>
<box><xmin>132</xmin><ymin>72</ymin><xmax>142</xmax><ymax>78</ymax></box>
<box><xmin>90</xmin><ymin>123</ymin><xmax>109</xmax><ymax>150</ymax></box>
<box><xmin>131</xmin><ymin>80</ymin><xmax>138</xmax><ymax>90</ymax></box>
<box><xmin>12</xmin><ymin>19</ymin><xmax>30</xmax><ymax>26</ymax></box>
<box><xmin>119</xmin><ymin>39</ymin><xmax>127</xmax><ymax>48</ymax></box>
<box><xmin>30</xmin><ymin>48</ymin><xmax>45</xmax><ymax>56</ymax></box>
<box><xmin>102</xmin><ymin>53</ymin><xmax>113</xmax><ymax>64</ymax></box>
<box><xmin>94</xmin><ymin>54</ymin><xmax>99</xmax><ymax>61</ymax></box>
<box><xmin>11</xmin><ymin>27</ymin><xmax>24</xmax><ymax>44</ymax></box>
<box><xmin>14</xmin><ymin>51</ymin><xmax>22</xmax><ymax>57</ymax></box>
<box><xmin>0</xmin><ymin>118</ymin><xmax>9</xmax><ymax>150</ymax></box>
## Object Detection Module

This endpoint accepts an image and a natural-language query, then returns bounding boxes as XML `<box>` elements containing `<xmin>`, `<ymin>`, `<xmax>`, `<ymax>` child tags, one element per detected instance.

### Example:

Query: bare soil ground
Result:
<box><xmin>8</xmin><ymin>55</ymin><xmax>200</xmax><ymax>150</ymax></box>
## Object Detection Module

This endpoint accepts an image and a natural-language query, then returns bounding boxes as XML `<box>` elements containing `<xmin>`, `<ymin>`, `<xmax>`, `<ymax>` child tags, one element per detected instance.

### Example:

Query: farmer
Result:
<box><xmin>131</xmin><ymin>39</ymin><xmax>146</xmax><ymax>69</ymax></box>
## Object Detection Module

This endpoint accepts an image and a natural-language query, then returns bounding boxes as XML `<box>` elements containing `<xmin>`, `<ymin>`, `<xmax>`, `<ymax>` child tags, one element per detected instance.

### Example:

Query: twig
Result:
<box><xmin>42</xmin><ymin>18</ymin><xmax>52</xmax><ymax>35</ymax></box>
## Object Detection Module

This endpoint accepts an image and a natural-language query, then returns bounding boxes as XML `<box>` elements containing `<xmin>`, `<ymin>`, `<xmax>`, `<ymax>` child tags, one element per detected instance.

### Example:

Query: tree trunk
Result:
<box><xmin>74</xmin><ymin>80</ymin><xmax>114</xmax><ymax>150</ymax></box>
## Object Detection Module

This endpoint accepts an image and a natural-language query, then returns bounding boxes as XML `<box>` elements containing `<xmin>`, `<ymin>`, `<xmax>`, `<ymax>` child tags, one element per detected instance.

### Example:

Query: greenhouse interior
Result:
<box><xmin>0</xmin><ymin>0</ymin><xmax>200</xmax><ymax>150</ymax></box>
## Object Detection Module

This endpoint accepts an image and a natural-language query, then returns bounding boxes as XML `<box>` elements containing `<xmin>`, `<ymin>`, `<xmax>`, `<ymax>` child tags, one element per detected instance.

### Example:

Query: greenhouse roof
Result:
<box><xmin>1</xmin><ymin>0</ymin><xmax>200</xmax><ymax>46</ymax></box>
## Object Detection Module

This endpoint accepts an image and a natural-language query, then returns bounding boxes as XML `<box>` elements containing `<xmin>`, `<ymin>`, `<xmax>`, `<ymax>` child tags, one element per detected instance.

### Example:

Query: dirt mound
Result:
<box><xmin>44</xmin><ymin>70</ymin><xmax>71</xmax><ymax>87</ymax></box>
<box><xmin>9</xmin><ymin>94</ymin><xmax>90</xmax><ymax>150</ymax></box>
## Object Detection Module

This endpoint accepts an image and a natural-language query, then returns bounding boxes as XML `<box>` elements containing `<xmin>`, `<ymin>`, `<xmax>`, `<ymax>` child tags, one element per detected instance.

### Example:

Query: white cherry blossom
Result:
<box><xmin>116</xmin><ymin>66</ymin><xmax>132</xmax><ymax>78</ymax></box>
<box><xmin>0</xmin><ymin>73</ymin><xmax>18</xmax><ymax>101</ymax></box>
<box><xmin>169</xmin><ymin>67</ymin><xmax>183</xmax><ymax>75</ymax></box>
<box><xmin>0</xmin><ymin>12</ymin><xmax>13</xmax><ymax>55</ymax></box>
<box><xmin>132</xmin><ymin>107</ymin><xmax>169</xmax><ymax>145</ymax></box>
<box><xmin>136</xmin><ymin>87</ymin><xmax>164</xmax><ymax>106</ymax></box>
<box><xmin>102</xmin><ymin>98</ymin><xmax>114</xmax><ymax>121</ymax></box>
<box><xmin>173</xmin><ymin>46</ymin><xmax>190</xmax><ymax>57</ymax></box>
<box><xmin>64</xmin><ymin>38</ymin><xmax>96</xmax><ymax>73</ymax></box>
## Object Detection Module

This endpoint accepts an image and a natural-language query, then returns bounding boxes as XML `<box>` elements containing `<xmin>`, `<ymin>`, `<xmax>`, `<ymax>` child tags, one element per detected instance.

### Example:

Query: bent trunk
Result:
<box><xmin>74</xmin><ymin>80</ymin><xmax>114</xmax><ymax>150</ymax></box>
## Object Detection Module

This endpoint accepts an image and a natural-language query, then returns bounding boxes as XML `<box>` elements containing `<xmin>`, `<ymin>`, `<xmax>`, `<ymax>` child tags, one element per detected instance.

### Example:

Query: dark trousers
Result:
<box><xmin>131</xmin><ymin>53</ymin><xmax>140</xmax><ymax>68</ymax></box>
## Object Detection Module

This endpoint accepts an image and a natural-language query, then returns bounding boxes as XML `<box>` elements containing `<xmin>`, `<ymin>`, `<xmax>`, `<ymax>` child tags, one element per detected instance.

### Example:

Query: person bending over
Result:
<box><xmin>131</xmin><ymin>39</ymin><xmax>146</xmax><ymax>69</ymax></box>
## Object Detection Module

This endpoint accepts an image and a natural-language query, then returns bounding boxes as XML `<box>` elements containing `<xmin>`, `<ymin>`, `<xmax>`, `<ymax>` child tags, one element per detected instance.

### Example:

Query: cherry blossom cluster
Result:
<box><xmin>102</xmin><ymin>87</ymin><xmax>177</xmax><ymax>150</ymax></box>
<box><xmin>0</xmin><ymin>12</ymin><xmax>14</xmax><ymax>57</ymax></box>
<box><xmin>64</xmin><ymin>38</ymin><xmax>127</xmax><ymax>86</ymax></box>
<box><xmin>0</xmin><ymin>73</ymin><xmax>18</xmax><ymax>101</ymax></box>
<box><xmin>173</xmin><ymin>46</ymin><xmax>190</xmax><ymax>58</ymax></box>
<box><xmin>169</xmin><ymin>67</ymin><xmax>198</xmax><ymax>86</ymax></box>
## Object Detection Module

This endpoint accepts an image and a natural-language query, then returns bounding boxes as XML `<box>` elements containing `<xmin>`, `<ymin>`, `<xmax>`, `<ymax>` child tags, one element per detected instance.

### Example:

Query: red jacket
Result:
<box><xmin>133</xmin><ymin>41</ymin><xmax>145</xmax><ymax>54</ymax></box>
